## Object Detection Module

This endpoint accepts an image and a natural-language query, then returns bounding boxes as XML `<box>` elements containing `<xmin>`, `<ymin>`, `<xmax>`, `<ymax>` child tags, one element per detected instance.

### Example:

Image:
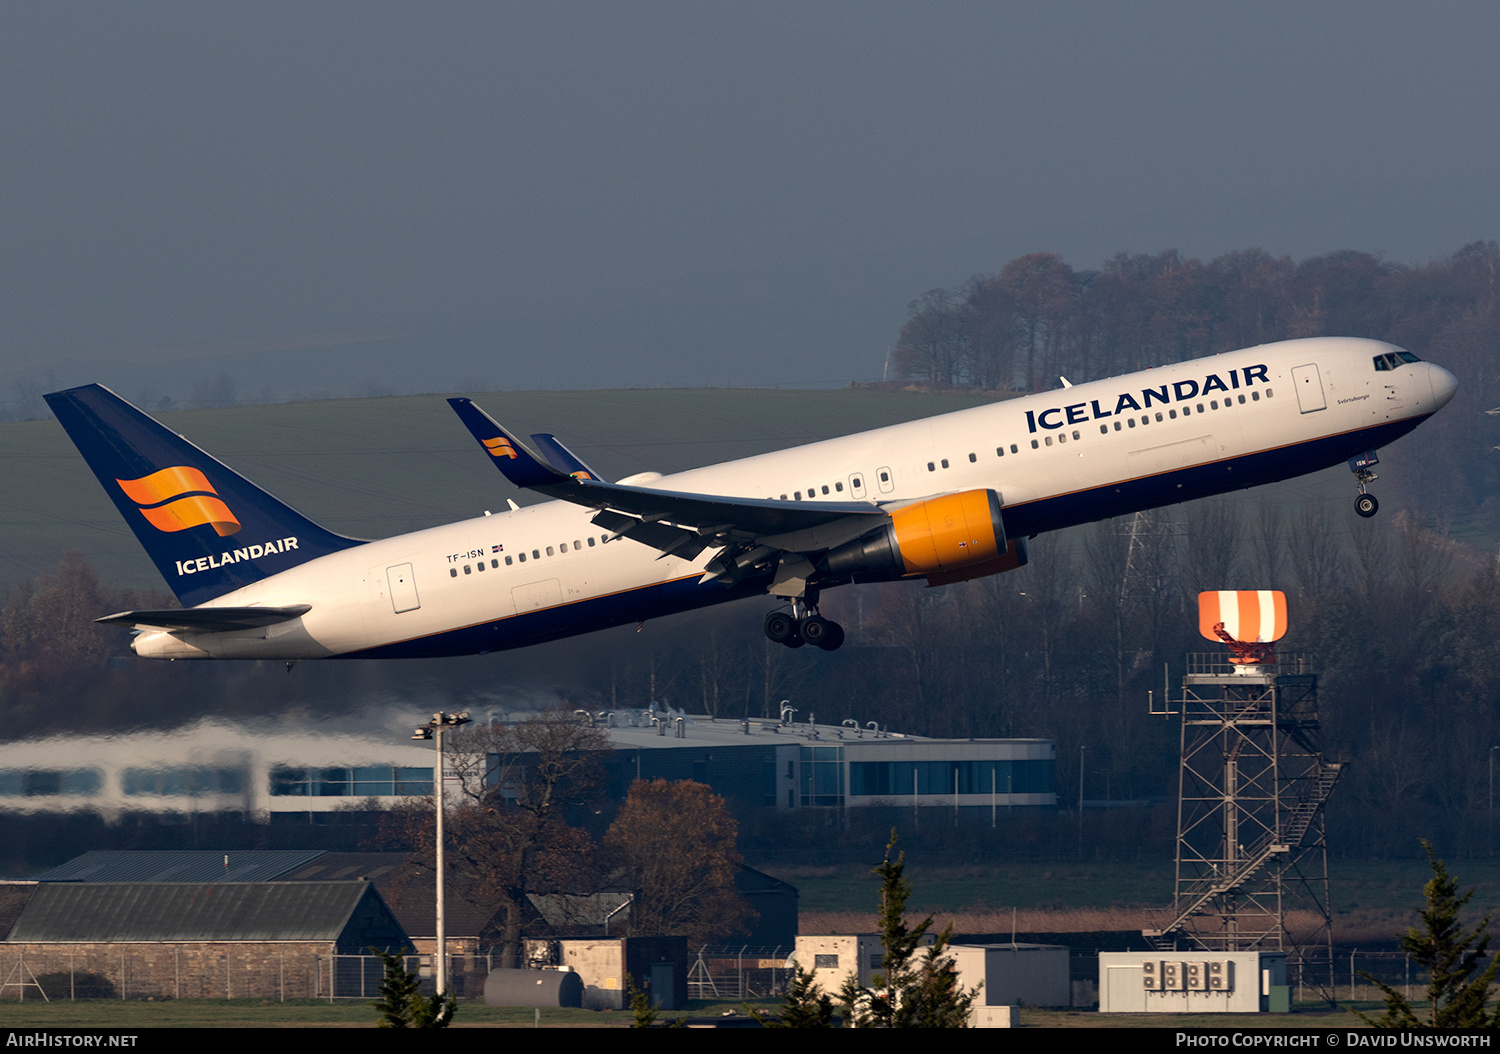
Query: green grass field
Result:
<box><xmin>0</xmin><ymin>996</ymin><xmax>626</xmax><ymax>1028</ymax></box>
<box><xmin>0</xmin><ymin>996</ymin><xmax>1406</xmax><ymax>1028</ymax></box>
<box><xmin>773</xmin><ymin>857</ymin><xmax>1500</xmax><ymax>915</ymax></box>
<box><xmin>768</xmin><ymin>857</ymin><xmax>1500</xmax><ymax>944</ymax></box>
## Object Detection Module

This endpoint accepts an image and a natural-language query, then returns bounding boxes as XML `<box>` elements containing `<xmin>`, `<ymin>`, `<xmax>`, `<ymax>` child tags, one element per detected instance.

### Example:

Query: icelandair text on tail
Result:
<box><xmin>175</xmin><ymin>537</ymin><xmax>298</xmax><ymax>576</ymax></box>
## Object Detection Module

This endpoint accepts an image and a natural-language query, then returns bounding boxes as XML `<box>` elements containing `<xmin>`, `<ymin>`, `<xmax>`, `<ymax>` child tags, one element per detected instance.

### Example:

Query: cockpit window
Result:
<box><xmin>1374</xmin><ymin>351</ymin><xmax>1422</xmax><ymax>371</ymax></box>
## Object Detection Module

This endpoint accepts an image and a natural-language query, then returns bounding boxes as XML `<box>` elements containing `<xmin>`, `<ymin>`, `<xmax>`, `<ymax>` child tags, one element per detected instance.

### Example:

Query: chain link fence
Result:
<box><xmin>0</xmin><ymin>947</ymin><xmax>499</xmax><ymax>1002</ymax></box>
<box><xmin>688</xmin><ymin>946</ymin><xmax>791</xmax><ymax>1000</ymax></box>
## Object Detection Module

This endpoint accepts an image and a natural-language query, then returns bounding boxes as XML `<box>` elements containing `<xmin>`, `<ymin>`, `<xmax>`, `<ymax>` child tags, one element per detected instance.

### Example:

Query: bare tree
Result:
<box><xmin>891</xmin><ymin>290</ymin><xmax>967</xmax><ymax>386</ymax></box>
<box><xmin>1249</xmin><ymin>503</ymin><xmax>1288</xmax><ymax>587</ymax></box>
<box><xmin>1179</xmin><ymin>498</ymin><xmax>1242</xmax><ymax>593</ymax></box>
<box><xmin>388</xmin><ymin>711</ymin><xmax>614</xmax><ymax>967</ymax></box>
<box><xmin>604</xmin><ymin>779</ymin><xmax>751</xmax><ymax>943</ymax></box>
<box><xmin>1085</xmin><ymin>518</ymin><xmax>1134</xmax><ymax>705</ymax></box>
<box><xmin>1288</xmin><ymin>505</ymin><xmax>1344</xmax><ymax>601</ymax></box>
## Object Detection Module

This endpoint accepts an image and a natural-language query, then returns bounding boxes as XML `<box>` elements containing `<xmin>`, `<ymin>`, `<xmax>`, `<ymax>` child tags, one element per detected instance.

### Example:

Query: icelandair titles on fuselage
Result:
<box><xmin>174</xmin><ymin>537</ymin><xmax>299</xmax><ymax>577</ymax></box>
<box><xmin>1025</xmin><ymin>364</ymin><xmax>1270</xmax><ymax>433</ymax></box>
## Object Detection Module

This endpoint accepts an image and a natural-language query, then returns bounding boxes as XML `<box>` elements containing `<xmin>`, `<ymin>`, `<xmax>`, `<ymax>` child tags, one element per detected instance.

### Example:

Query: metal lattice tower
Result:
<box><xmin>1144</xmin><ymin>653</ymin><xmax>1341</xmax><ymax>993</ymax></box>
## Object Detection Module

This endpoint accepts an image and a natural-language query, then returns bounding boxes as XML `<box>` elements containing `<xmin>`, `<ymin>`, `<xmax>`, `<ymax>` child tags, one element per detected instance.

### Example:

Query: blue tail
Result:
<box><xmin>45</xmin><ymin>385</ymin><xmax>364</xmax><ymax>606</ymax></box>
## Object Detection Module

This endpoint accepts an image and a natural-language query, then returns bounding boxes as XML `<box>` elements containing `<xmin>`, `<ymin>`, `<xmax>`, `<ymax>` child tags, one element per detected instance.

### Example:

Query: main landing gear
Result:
<box><xmin>1349</xmin><ymin>450</ymin><xmax>1381</xmax><ymax>519</ymax></box>
<box><xmin>764</xmin><ymin>599</ymin><xmax>845</xmax><ymax>652</ymax></box>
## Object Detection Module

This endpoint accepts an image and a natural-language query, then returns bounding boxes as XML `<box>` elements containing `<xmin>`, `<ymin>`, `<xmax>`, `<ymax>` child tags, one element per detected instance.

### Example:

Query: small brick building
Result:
<box><xmin>2</xmin><ymin>881</ymin><xmax>409</xmax><ymax>1000</ymax></box>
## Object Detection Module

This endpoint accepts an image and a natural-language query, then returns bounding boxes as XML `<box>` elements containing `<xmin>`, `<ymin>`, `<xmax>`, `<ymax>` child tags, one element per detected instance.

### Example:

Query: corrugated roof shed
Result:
<box><xmin>7</xmin><ymin>881</ymin><xmax>407</xmax><ymax>949</ymax></box>
<box><xmin>283</xmin><ymin>852</ymin><xmax>496</xmax><ymax>941</ymax></box>
<box><xmin>35</xmin><ymin>850</ymin><xmax>329</xmax><ymax>884</ymax></box>
<box><xmin>31</xmin><ymin>851</ymin><xmax>497</xmax><ymax>943</ymax></box>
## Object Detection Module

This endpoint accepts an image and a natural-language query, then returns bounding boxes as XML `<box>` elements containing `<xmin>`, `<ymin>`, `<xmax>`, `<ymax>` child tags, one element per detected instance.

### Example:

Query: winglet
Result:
<box><xmin>446</xmin><ymin>398</ymin><xmax>568</xmax><ymax>489</ymax></box>
<box><xmin>530</xmin><ymin>433</ymin><xmax>602</xmax><ymax>481</ymax></box>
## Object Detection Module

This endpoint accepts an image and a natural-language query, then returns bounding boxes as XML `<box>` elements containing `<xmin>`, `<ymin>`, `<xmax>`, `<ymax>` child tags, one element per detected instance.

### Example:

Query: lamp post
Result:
<box><xmin>413</xmin><ymin>710</ymin><xmax>471</xmax><ymax>1000</ymax></box>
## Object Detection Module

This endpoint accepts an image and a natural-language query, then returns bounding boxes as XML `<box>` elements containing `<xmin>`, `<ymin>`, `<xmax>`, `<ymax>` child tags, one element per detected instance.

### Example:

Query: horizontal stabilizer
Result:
<box><xmin>96</xmin><ymin>605</ymin><xmax>312</xmax><ymax>632</ymax></box>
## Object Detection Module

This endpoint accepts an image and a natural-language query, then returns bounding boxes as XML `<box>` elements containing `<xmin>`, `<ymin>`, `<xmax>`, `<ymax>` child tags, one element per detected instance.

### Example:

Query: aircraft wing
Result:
<box><xmin>447</xmin><ymin>398</ymin><xmax>887</xmax><ymax>551</ymax></box>
<box><xmin>96</xmin><ymin>605</ymin><xmax>312</xmax><ymax>632</ymax></box>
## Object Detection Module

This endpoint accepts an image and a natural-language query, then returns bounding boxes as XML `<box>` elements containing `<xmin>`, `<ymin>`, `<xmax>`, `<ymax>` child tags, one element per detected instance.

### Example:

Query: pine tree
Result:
<box><xmin>838</xmin><ymin>832</ymin><xmax>978</xmax><ymax>1028</ymax></box>
<box><xmin>372</xmin><ymin>950</ymin><xmax>455</xmax><ymax>1028</ymax></box>
<box><xmin>628</xmin><ymin>980</ymin><xmax>659</xmax><ymax>1028</ymax></box>
<box><xmin>1359</xmin><ymin>842</ymin><xmax>1500</xmax><ymax>1029</ymax></box>
<box><xmin>753</xmin><ymin>965</ymin><xmax>835</xmax><ymax>1028</ymax></box>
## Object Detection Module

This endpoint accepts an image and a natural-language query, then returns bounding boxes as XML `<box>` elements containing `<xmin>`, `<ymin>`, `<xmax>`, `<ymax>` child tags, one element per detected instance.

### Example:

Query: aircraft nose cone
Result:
<box><xmin>1429</xmin><ymin>364</ymin><xmax>1458</xmax><ymax>409</ymax></box>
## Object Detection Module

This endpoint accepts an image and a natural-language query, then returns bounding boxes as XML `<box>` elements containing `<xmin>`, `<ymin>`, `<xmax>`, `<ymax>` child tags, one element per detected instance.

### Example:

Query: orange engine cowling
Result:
<box><xmin>822</xmin><ymin>489</ymin><xmax>1028</xmax><ymax>586</ymax></box>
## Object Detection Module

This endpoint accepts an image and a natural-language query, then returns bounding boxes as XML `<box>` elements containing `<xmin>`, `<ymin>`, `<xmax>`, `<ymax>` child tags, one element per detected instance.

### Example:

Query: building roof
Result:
<box><xmin>0</xmin><ymin>883</ymin><xmax>36</xmax><ymax>941</ymax></box>
<box><xmin>584</xmin><ymin>710</ymin><xmax>1051</xmax><ymax>752</ymax></box>
<box><xmin>35</xmin><ymin>850</ymin><xmax>328</xmax><ymax>884</ymax></box>
<box><xmin>736</xmin><ymin>865</ymin><xmax>798</xmax><ymax>895</ymax></box>
<box><xmin>295</xmin><ymin>852</ymin><xmax>497</xmax><ymax>941</ymax></box>
<box><xmin>7</xmin><ymin>881</ymin><xmax>400</xmax><ymax>944</ymax></box>
<box><xmin>33</xmin><ymin>851</ymin><xmax>496</xmax><ymax>941</ymax></box>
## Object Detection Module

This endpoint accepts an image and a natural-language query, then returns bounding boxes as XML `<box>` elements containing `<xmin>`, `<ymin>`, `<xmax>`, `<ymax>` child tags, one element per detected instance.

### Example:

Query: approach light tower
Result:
<box><xmin>1144</xmin><ymin>591</ymin><xmax>1341</xmax><ymax>997</ymax></box>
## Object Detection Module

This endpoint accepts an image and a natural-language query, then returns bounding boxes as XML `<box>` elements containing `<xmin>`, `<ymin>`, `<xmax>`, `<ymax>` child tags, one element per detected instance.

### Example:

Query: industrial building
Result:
<box><xmin>1098</xmin><ymin>951</ymin><xmax>1289</xmax><ymax>1013</ymax></box>
<box><xmin>0</xmin><ymin>709</ymin><xmax>1056</xmax><ymax>822</ymax></box>
<box><xmin>576</xmin><ymin>706</ymin><xmax>1057</xmax><ymax>815</ymax></box>
<box><xmin>0</xmin><ymin>718</ymin><xmax>434</xmax><ymax>822</ymax></box>
<box><xmin>2</xmin><ymin>880</ymin><xmax>409</xmax><ymax>1001</ymax></box>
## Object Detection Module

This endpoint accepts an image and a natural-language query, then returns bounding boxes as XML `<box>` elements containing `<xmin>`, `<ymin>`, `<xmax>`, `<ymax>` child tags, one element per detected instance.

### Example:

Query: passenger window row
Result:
<box><xmin>1093</xmin><ymin>389</ymin><xmax>1274</xmax><ymax>433</ymax></box>
<box><xmin>776</xmin><ymin>479</ymin><xmax>855</xmax><ymax>501</ymax></box>
<box><xmin>450</xmin><ymin>534</ymin><xmax>610</xmax><ymax>577</ymax></box>
<box><xmin>481</xmin><ymin>387</ymin><xmax>1282</xmax><ymax>547</ymax></box>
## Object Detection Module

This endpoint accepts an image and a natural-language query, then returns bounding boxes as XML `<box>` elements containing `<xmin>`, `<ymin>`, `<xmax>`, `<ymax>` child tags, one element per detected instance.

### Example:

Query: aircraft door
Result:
<box><xmin>1291</xmin><ymin>363</ymin><xmax>1327</xmax><ymax>413</ymax></box>
<box><xmin>876</xmin><ymin>466</ymin><xmax>895</xmax><ymax>494</ymax></box>
<box><xmin>849</xmin><ymin>473</ymin><xmax>867</xmax><ymax>499</ymax></box>
<box><xmin>387</xmin><ymin>563</ymin><xmax>420</xmax><ymax>613</ymax></box>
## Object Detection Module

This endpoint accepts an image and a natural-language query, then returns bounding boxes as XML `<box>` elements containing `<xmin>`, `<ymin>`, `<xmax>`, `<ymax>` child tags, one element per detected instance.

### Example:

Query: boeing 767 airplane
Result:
<box><xmin>44</xmin><ymin>336</ymin><xmax>1456</xmax><ymax>660</ymax></box>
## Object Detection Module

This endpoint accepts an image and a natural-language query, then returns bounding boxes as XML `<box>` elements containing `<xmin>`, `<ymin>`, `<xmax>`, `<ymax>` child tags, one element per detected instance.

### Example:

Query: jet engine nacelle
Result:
<box><xmin>822</xmin><ymin>489</ymin><xmax>1028</xmax><ymax>586</ymax></box>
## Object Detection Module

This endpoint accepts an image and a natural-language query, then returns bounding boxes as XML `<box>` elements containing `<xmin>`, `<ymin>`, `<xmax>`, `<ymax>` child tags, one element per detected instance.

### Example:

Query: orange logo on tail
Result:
<box><xmin>116</xmin><ymin>466</ymin><xmax>241</xmax><ymax>537</ymax></box>
<box><xmin>482</xmin><ymin>436</ymin><xmax>518</xmax><ymax>459</ymax></box>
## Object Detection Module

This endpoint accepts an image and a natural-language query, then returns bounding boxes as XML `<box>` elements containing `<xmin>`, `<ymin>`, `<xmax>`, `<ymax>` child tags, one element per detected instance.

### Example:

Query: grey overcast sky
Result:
<box><xmin>2</xmin><ymin>1</ymin><xmax>1496</xmax><ymax>406</ymax></box>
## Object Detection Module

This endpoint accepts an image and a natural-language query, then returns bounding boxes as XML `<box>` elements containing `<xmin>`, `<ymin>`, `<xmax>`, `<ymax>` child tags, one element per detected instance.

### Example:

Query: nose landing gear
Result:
<box><xmin>1349</xmin><ymin>450</ymin><xmax>1380</xmax><ymax>518</ymax></box>
<box><xmin>764</xmin><ymin>599</ymin><xmax>845</xmax><ymax>651</ymax></box>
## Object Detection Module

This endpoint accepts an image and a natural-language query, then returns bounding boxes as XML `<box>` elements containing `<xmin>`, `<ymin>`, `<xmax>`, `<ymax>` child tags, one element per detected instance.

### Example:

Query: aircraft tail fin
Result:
<box><xmin>44</xmin><ymin>384</ymin><xmax>364</xmax><ymax>606</ymax></box>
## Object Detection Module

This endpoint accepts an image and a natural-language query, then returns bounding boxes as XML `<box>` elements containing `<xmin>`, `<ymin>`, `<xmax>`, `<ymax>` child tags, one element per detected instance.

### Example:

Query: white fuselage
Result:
<box><xmin>133</xmin><ymin>337</ymin><xmax>1455</xmax><ymax>660</ymax></box>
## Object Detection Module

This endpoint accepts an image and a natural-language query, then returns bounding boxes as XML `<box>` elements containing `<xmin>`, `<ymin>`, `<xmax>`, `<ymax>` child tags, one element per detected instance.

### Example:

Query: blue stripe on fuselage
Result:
<box><xmin>342</xmin><ymin>572</ymin><xmax>773</xmax><ymax>659</ymax></box>
<box><xmin>1002</xmin><ymin>414</ymin><xmax>1429</xmax><ymax>537</ymax></box>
